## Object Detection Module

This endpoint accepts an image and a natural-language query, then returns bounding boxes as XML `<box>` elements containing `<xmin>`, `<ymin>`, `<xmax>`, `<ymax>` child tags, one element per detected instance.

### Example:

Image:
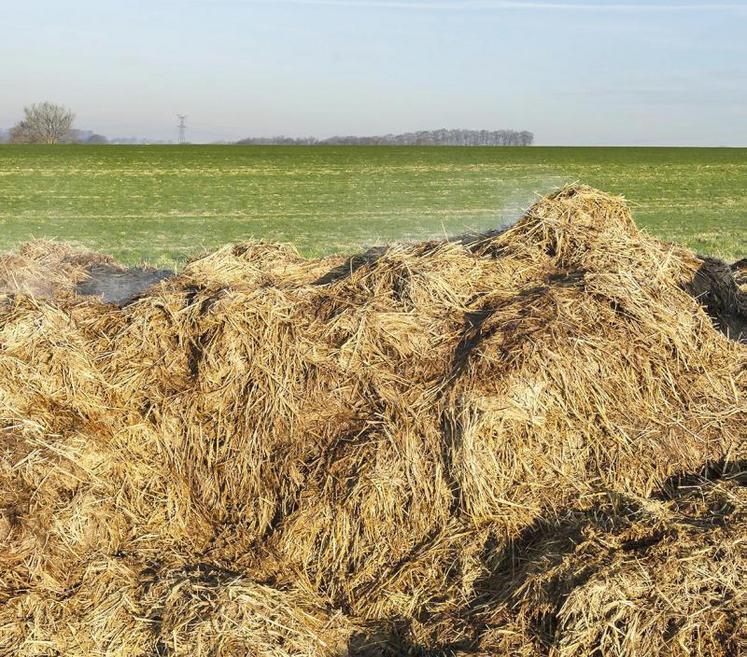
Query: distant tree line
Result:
<box><xmin>236</xmin><ymin>129</ymin><xmax>534</xmax><ymax>146</ymax></box>
<box><xmin>108</xmin><ymin>137</ymin><xmax>175</xmax><ymax>145</ymax></box>
<box><xmin>1</xmin><ymin>108</ymin><xmax>535</xmax><ymax>147</ymax></box>
<box><xmin>62</xmin><ymin>129</ymin><xmax>109</xmax><ymax>144</ymax></box>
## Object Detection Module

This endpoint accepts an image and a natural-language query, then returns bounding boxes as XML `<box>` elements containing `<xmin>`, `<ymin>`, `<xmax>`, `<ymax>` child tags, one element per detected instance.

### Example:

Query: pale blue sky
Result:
<box><xmin>2</xmin><ymin>0</ymin><xmax>746</xmax><ymax>144</ymax></box>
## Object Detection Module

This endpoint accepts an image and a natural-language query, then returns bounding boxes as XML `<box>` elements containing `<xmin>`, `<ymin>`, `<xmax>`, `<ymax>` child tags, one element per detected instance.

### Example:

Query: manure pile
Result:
<box><xmin>0</xmin><ymin>186</ymin><xmax>744</xmax><ymax>657</ymax></box>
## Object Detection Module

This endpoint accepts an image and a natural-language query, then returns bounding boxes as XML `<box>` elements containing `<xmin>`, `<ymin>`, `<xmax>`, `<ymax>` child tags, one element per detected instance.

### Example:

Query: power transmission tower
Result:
<box><xmin>177</xmin><ymin>115</ymin><xmax>187</xmax><ymax>144</ymax></box>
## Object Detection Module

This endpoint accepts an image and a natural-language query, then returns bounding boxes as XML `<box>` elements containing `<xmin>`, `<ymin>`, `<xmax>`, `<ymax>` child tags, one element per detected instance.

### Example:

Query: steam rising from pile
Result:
<box><xmin>0</xmin><ymin>186</ymin><xmax>744</xmax><ymax>656</ymax></box>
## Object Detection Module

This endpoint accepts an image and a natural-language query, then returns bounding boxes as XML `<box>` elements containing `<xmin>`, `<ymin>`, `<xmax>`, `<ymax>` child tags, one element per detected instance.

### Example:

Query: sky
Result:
<box><xmin>1</xmin><ymin>0</ymin><xmax>746</xmax><ymax>145</ymax></box>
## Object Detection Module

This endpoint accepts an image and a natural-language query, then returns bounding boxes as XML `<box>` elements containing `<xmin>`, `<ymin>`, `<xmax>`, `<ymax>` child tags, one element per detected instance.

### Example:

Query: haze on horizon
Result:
<box><xmin>2</xmin><ymin>0</ymin><xmax>746</xmax><ymax>146</ymax></box>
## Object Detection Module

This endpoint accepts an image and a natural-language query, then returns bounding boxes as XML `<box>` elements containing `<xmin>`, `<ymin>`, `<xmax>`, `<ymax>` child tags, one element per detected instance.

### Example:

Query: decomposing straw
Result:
<box><xmin>0</xmin><ymin>186</ymin><xmax>744</xmax><ymax>656</ymax></box>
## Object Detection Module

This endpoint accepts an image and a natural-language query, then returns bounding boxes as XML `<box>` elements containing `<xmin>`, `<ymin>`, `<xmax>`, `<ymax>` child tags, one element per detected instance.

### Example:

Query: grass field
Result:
<box><xmin>1</xmin><ymin>145</ymin><xmax>745</xmax><ymax>267</ymax></box>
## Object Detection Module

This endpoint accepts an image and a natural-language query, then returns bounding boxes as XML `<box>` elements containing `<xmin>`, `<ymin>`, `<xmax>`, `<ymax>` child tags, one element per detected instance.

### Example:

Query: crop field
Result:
<box><xmin>0</xmin><ymin>144</ymin><xmax>745</xmax><ymax>266</ymax></box>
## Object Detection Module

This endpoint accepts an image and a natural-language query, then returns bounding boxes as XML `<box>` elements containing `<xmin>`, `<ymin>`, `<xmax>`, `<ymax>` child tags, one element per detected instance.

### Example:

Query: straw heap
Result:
<box><xmin>0</xmin><ymin>186</ymin><xmax>744</xmax><ymax>656</ymax></box>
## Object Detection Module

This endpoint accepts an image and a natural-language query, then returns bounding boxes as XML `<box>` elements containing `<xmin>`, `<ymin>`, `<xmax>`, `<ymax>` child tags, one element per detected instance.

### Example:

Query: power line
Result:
<box><xmin>177</xmin><ymin>114</ymin><xmax>187</xmax><ymax>144</ymax></box>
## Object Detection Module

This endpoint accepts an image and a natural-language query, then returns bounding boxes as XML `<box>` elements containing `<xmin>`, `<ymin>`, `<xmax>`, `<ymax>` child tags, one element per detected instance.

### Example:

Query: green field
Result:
<box><xmin>1</xmin><ymin>145</ymin><xmax>744</xmax><ymax>267</ymax></box>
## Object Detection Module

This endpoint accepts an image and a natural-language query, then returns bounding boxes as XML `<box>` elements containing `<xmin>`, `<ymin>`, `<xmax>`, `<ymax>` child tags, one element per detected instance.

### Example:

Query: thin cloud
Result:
<box><xmin>253</xmin><ymin>1</ymin><xmax>747</xmax><ymax>11</ymax></box>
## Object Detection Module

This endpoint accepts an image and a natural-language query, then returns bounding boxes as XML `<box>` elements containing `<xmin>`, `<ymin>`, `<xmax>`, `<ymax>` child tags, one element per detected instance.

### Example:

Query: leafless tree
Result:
<box><xmin>10</xmin><ymin>102</ymin><xmax>75</xmax><ymax>144</ymax></box>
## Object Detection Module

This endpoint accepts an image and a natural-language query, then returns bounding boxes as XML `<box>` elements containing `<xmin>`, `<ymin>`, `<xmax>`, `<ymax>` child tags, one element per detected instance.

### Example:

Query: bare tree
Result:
<box><xmin>10</xmin><ymin>102</ymin><xmax>75</xmax><ymax>144</ymax></box>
